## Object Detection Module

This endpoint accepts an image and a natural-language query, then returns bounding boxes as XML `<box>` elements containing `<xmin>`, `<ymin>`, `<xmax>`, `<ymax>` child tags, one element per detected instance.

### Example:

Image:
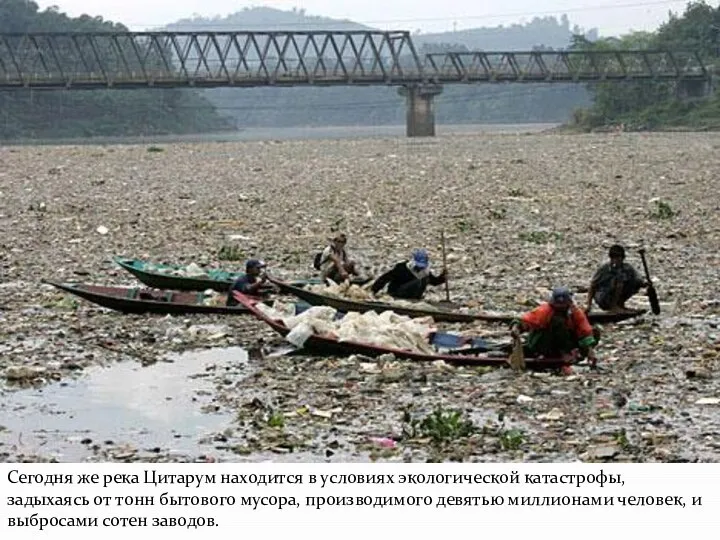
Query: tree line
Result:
<box><xmin>568</xmin><ymin>1</ymin><xmax>720</xmax><ymax>131</ymax></box>
<box><xmin>0</xmin><ymin>0</ymin><xmax>233</xmax><ymax>140</ymax></box>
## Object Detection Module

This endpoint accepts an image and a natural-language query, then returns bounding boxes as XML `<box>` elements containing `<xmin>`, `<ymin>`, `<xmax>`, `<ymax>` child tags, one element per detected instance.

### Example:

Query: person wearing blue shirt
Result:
<box><xmin>226</xmin><ymin>259</ymin><xmax>268</xmax><ymax>306</ymax></box>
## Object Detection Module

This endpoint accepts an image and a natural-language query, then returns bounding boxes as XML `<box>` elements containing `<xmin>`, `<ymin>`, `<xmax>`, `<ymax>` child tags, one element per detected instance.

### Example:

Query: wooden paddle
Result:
<box><xmin>440</xmin><ymin>230</ymin><xmax>451</xmax><ymax>303</ymax></box>
<box><xmin>638</xmin><ymin>248</ymin><xmax>661</xmax><ymax>315</ymax></box>
<box><xmin>509</xmin><ymin>334</ymin><xmax>525</xmax><ymax>371</ymax></box>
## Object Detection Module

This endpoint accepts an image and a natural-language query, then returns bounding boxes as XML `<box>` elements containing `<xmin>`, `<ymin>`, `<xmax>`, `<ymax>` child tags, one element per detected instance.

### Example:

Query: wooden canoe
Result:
<box><xmin>43</xmin><ymin>280</ymin><xmax>310</xmax><ymax>316</ymax></box>
<box><xmin>268</xmin><ymin>277</ymin><xmax>647</xmax><ymax>324</ymax></box>
<box><xmin>114</xmin><ymin>257</ymin><xmax>368</xmax><ymax>293</ymax></box>
<box><xmin>232</xmin><ymin>291</ymin><xmax>570</xmax><ymax>369</ymax></box>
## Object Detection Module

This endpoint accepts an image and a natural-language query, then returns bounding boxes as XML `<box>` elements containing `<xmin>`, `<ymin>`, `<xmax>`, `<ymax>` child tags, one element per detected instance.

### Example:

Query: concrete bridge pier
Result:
<box><xmin>398</xmin><ymin>83</ymin><xmax>443</xmax><ymax>137</ymax></box>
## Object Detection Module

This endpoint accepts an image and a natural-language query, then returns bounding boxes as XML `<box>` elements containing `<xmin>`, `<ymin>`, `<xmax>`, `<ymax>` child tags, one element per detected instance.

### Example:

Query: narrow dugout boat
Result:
<box><xmin>268</xmin><ymin>277</ymin><xmax>647</xmax><ymax>325</ymax></box>
<box><xmin>114</xmin><ymin>257</ymin><xmax>368</xmax><ymax>293</ymax></box>
<box><xmin>232</xmin><ymin>292</ymin><xmax>570</xmax><ymax>370</ymax></box>
<box><xmin>43</xmin><ymin>280</ymin><xmax>308</xmax><ymax>316</ymax></box>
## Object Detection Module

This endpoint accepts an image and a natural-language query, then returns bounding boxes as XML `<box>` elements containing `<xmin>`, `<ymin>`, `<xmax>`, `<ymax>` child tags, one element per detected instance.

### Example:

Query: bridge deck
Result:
<box><xmin>0</xmin><ymin>31</ymin><xmax>709</xmax><ymax>89</ymax></box>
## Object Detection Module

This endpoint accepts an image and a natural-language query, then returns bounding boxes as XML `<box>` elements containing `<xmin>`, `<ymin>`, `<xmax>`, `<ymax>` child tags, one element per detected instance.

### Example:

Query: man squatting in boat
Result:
<box><xmin>315</xmin><ymin>233</ymin><xmax>359</xmax><ymax>283</ymax></box>
<box><xmin>226</xmin><ymin>259</ymin><xmax>268</xmax><ymax>306</ymax></box>
<box><xmin>511</xmin><ymin>287</ymin><xmax>599</xmax><ymax>368</ymax></box>
<box><xmin>585</xmin><ymin>244</ymin><xmax>648</xmax><ymax>314</ymax></box>
<box><xmin>370</xmin><ymin>248</ymin><xmax>448</xmax><ymax>300</ymax></box>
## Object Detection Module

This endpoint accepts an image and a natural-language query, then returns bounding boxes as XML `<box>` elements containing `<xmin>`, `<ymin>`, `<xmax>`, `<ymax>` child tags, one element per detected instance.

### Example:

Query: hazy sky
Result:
<box><xmin>33</xmin><ymin>0</ymin><xmax>704</xmax><ymax>36</ymax></box>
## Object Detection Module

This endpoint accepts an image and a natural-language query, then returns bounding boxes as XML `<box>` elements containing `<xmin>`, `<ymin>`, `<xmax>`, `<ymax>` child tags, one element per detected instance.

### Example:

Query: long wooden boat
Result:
<box><xmin>114</xmin><ymin>257</ymin><xmax>369</xmax><ymax>293</ymax></box>
<box><xmin>43</xmin><ymin>280</ymin><xmax>309</xmax><ymax>316</ymax></box>
<box><xmin>268</xmin><ymin>277</ymin><xmax>646</xmax><ymax>324</ymax></box>
<box><xmin>232</xmin><ymin>292</ymin><xmax>569</xmax><ymax>369</ymax></box>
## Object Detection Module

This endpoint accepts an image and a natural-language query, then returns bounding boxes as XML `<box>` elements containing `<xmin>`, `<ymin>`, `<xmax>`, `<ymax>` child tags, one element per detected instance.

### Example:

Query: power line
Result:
<box><xmin>118</xmin><ymin>0</ymin><xmax>690</xmax><ymax>30</ymax></box>
<box><xmin>324</xmin><ymin>1</ymin><xmax>689</xmax><ymax>27</ymax></box>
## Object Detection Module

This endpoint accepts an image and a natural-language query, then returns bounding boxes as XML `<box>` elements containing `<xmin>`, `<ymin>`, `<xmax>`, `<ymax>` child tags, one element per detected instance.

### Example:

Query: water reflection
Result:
<box><xmin>0</xmin><ymin>347</ymin><xmax>247</xmax><ymax>461</ymax></box>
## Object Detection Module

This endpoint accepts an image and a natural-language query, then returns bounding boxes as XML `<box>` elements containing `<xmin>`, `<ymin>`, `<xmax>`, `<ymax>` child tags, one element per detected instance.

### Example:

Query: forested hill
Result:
<box><xmin>568</xmin><ymin>1</ymin><xmax>720</xmax><ymax>131</ymax></box>
<box><xmin>164</xmin><ymin>7</ymin><xmax>373</xmax><ymax>32</ymax></box>
<box><xmin>0</xmin><ymin>0</ymin><xmax>234</xmax><ymax>140</ymax></box>
<box><xmin>165</xmin><ymin>7</ymin><xmax>598</xmax><ymax>128</ymax></box>
<box><xmin>415</xmin><ymin>13</ymin><xmax>598</xmax><ymax>50</ymax></box>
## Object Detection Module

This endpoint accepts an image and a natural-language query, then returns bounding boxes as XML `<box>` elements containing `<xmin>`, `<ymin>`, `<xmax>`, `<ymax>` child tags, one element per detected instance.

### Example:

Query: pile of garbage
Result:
<box><xmin>255</xmin><ymin>300</ymin><xmax>437</xmax><ymax>354</ymax></box>
<box><xmin>304</xmin><ymin>281</ymin><xmax>439</xmax><ymax>311</ymax></box>
<box><xmin>201</xmin><ymin>290</ymin><xmax>228</xmax><ymax>307</ymax></box>
<box><xmin>144</xmin><ymin>261</ymin><xmax>208</xmax><ymax>277</ymax></box>
<box><xmin>144</xmin><ymin>262</ymin><xmax>240</xmax><ymax>281</ymax></box>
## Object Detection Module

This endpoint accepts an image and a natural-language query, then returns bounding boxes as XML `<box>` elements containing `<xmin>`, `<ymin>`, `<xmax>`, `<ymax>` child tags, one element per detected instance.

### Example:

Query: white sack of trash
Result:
<box><xmin>304</xmin><ymin>281</ymin><xmax>439</xmax><ymax>311</ymax></box>
<box><xmin>255</xmin><ymin>300</ymin><xmax>437</xmax><ymax>354</ymax></box>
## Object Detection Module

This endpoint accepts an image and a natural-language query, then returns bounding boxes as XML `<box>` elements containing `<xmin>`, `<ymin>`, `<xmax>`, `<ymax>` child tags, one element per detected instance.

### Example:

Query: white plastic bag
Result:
<box><xmin>285</xmin><ymin>322</ymin><xmax>314</xmax><ymax>348</ymax></box>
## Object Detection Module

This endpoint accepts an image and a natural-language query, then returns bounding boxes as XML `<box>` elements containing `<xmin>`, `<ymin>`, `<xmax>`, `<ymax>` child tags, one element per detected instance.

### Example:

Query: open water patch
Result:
<box><xmin>0</xmin><ymin>347</ymin><xmax>248</xmax><ymax>462</ymax></box>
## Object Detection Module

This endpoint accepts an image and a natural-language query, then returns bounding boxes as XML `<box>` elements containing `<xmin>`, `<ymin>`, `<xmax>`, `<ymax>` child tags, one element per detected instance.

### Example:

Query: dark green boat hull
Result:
<box><xmin>114</xmin><ymin>257</ymin><xmax>346</xmax><ymax>293</ymax></box>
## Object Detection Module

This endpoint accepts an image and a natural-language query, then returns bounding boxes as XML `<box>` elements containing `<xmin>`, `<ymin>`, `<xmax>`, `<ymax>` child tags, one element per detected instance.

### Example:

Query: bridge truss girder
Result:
<box><xmin>0</xmin><ymin>31</ymin><xmax>710</xmax><ymax>89</ymax></box>
<box><xmin>424</xmin><ymin>50</ymin><xmax>709</xmax><ymax>83</ymax></box>
<box><xmin>0</xmin><ymin>31</ymin><xmax>424</xmax><ymax>88</ymax></box>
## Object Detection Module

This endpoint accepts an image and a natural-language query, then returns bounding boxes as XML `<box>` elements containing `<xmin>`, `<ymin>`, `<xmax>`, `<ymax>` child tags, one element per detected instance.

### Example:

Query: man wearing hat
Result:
<box><xmin>370</xmin><ymin>248</ymin><xmax>447</xmax><ymax>300</ymax></box>
<box><xmin>585</xmin><ymin>244</ymin><xmax>648</xmax><ymax>313</ymax></box>
<box><xmin>511</xmin><ymin>286</ymin><xmax>598</xmax><ymax>367</ymax></box>
<box><xmin>226</xmin><ymin>259</ymin><xmax>269</xmax><ymax>306</ymax></box>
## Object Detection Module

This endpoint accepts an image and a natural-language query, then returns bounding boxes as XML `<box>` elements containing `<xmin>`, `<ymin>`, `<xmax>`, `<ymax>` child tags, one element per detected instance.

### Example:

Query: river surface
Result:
<box><xmin>0</xmin><ymin>347</ymin><xmax>246</xmax><ymax>462</ymax></box>
<box><xmin>0</xmin><ymin>345</ymin><xmax>396</xmax><ymax>463</ymax></box>
<box><xmin>4</xmin><ymin>123</ymin><xmax>559</xmax><ymax>146</ymax></box>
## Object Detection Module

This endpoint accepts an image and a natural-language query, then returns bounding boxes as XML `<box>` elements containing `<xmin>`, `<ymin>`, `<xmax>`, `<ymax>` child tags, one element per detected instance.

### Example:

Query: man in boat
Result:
<box><xmin>314</xmin><ymin>233</ymin><xmax>358</xmax><ymax>283</ymax></box>
<box><xmin>585</xmin><ymin>244</ymin><xmax>648</xmax><ymax>313</ymax></box>
<box><xmin>511</xmin><ymin>287</ymin><xmax>598</xmax><ymax>367</ymax></box>
<box><xmin>226</xmin><ymin>259</ymin><xmax>270</xmax><ymax>306</ymax></box>
<box><xmin>370</xmin><ymin>248</ymin><xmax>447</xmax><ymax>300</ymax></box>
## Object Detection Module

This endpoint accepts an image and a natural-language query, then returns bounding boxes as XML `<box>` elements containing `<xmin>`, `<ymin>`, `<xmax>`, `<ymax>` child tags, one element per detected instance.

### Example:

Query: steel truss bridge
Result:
<box><xmin>0</xmin><ymin>31</ymin><xmax>710</xmax><ymax>88</ymax></box>
<box><xmin>0</xmin><ymin>30</ymin><xmax>712</xmax><ymax>135</ymax></box>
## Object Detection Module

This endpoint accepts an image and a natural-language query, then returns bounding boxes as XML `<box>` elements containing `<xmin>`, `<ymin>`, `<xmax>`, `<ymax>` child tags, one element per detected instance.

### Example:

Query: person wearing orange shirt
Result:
<box><xmin>510</xmin><ymin>286</ymin><xmax>598</xmax><ymax>366</ymax></box>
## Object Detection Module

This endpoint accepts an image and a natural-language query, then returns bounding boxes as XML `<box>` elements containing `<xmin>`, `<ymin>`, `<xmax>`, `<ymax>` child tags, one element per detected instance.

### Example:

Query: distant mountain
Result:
<box><xmin>164</xmin><ymin>7</ymin><xmax>373</xmax><ymax>32</ymax></box>
<box><xmin>162</xmin><ymin>7</ymin><xmax>597</xmax><ymax>128</ymax></box>
<box><xmin>414</xmin><ymin>14</ymin><xmax>598</xmax><ymax>50</ymax></box>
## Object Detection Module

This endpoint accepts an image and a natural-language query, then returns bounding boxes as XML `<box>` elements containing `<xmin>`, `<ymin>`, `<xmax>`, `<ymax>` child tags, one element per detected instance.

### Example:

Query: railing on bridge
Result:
<box><xmin>0</xmin><ymin>31</ymin><xmax>710</xmax><ymax>89</ymax></box>
<box><xmin>425</xmin><ymin>50</ymin><xmax>709</xmax><ymax>83</ymax></box>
